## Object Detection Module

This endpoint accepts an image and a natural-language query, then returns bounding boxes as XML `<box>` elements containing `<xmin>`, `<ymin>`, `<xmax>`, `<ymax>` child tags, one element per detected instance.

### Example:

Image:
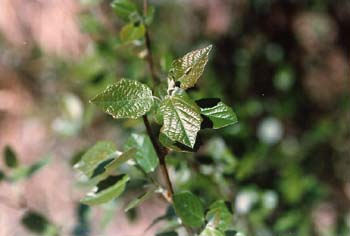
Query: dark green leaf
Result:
<box><xmin>125</xmin><ymin>134</ymin><xmax>159</xmax><ymax>173</ymax></box>
<box><xmin>0</xmin><ymin>170</ymin><xmax>5</xmax><ymax>182</ymax></box>
<box><xmin>111</xmin><ymin>0</ymin><xmax>137</xmax><ymax>21</ymax></box>
<box><xmin>81</xmin><ymin>174</ymin><xmax>129</xmax><ymax>205</ymax></box>
<box><xmin>196</xmin><ymin>99</ymin><xmax>237</xmax><ymax>129</ymax></box>
<box><xmin>156</xmin><ymin>231</ymin><xmax>178</xmax><ymax>236</ymax></box>
<box><xmin>4</xmin><ymin>145</ymin><xmax>18</xmax><ymax>168</ymax></box>
<box><xmin>21</xmin><ymin>211</ymin><xmax>50</xmax><ymax>234</ymax></box>
<box><xmin>90</xmin><ymin>79</ymin><xmax>153</xmax><ymax>119</ymax></box>
<box><xmin>104</xmin><ymin>148</ymin><xmax>137</xmax><ymax>175</ymax></box>
<box><xmin>74</xmin><ymin>141</ymin><xmax>115</xmax><ymax>178</ymax></box>
<box><xmin>173</xmin><ymin>191</ymin><xmax>204</xmax><ymax>228</ymax></box>
<box><xmin>159</xmin><ymin>133</ymin><xmax>200</xmax><ymax>152</ymax></box>
<box><xmin>120</xmin><ymin>23</ymin><xmax>145</xmax><ymax>43</ymax></box>
<box><xmin>160</xmin><ymin>91</ymin><xmax>202</xmax><ymax>148</ymax></box>
<box><xmin>169</xmin><ymin>45</ymin><xmax>212</xmax><ymax>90</ymax></box>
<box><xmin>206</xmin><ymin>200</ymin><xmax>233</xmax><ymax>231</ymax></box>
<box><xmin>124</xmin><ymin>186</ymin><xmax>157</xmax><ymax>212</ymax></box>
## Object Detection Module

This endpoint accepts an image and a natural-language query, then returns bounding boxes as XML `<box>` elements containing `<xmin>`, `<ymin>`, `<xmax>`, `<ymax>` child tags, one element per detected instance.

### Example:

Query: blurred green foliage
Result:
<box><xmin>0</xmin><ymin>0</ymin><xmax>349</xmax><ymax>235</ymax></box>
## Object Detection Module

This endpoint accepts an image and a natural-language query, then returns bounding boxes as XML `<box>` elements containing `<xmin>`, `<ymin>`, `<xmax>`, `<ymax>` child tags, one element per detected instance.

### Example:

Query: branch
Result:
<box><xmin>141</xmin><ymin>0</ymin><xmax>174</xmax><ymax>200</ymax></box>
<box><xmin>143</xmin><ymin>0</ymin><xmax>159</xmax><ymax>85</ymax></box>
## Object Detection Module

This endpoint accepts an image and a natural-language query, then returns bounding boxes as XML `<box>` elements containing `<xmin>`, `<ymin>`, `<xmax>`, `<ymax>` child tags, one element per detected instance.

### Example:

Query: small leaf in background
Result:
<box><xmin>81</xmin><ymin>174</ymin><xmax>129</xmax><ymax>205</ymax></box>
<box><xmin>21</xmin><ymin>211</ymin><xmax>50</xmax><ymax>234</ymax></box>
<box><xmin>124</xmin><ymin>186</ymin><xmax>157</xmax><ymax>212</ymax></box>
<box><xmin>7</xmin><ymin>157</ymin><xmax>50</xmax><ymax>182</ymax></box>
<box><xmin>156</xmin><ymin>231</ymin><xmax>179</xmax><ymax>236</ymax></box>
<box><xmin>160</xmin><ymin>91</ymin><xmax>202</xmax><ymax>148</ymax></box>
<box><xmin>120</xmin><ymin>23</ymin><xmax>145</xmax><ymax>43</ymax></box>
<box><xmin>111</xmin><ymin>0</ymin><xmax>137</xmax><ymax>21</ymax></box>
<box><xmin>196</xmin><ymin>99</ymin><xmax>237</xmax><ymax>129</ymax></box>
<box><xmin>73</xmin><ymin>204</ymin><xmax>91</xmax><ymax>236</ymax></box>
<box><xmin>125</xmin><ymin>134</ymin><xmax>159</xmax><ymax>173</ymax></box>
<box><xmin>224</xmin><ymin>230</ymin><xmax>238</xmax><ymax>236</ymax></box>
<box><xmin>206</xmin><ymin>200</ymin><xmax>233</xmax><ymax>231</ymax></box>
<box><xmin>169</xmin><ymin>45</ymin><xmax>212</xmax><ymax>90</ymax></box>
<box><xmin>200</xmin><ymin>227</ymin><xmax>225</xmax><ymax>236</ymax></box>
<box><xmin>74</xmin><ymin>141</ymin><xmax>115</xmax><ymax>178</ymax></box>
<box><xmin>90</xmin><ymin>79</ymin><xmax>153</xmax><ymax>119</ymax></box>
<box><xmin>3</xmin><ymin>145</ymin><xmax>18</xmax><ymax>168</ymax></box>
<box><xmin>0</xmin><ymin>169</ymin><xmax>5</xmax><ymax>182</ymax></box>
<box><xmin>104</xmin><ymin>148</ymin><xmax>137</xmax><ymax>175</ymax></box>
<box><xmin>173</xmin><ymin>191</ymin><xmax>204</xmax><ymax>228</ymax></box>
<box><xmin>144</xmin><ymin>6</ymin><xmax>155</xmax><ymax>25</ymax></box>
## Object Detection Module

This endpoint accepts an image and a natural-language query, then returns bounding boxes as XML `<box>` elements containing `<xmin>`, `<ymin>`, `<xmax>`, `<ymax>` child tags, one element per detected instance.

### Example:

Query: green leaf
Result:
<box><xmin>159</xmin><ymin>133</ymin><xmax>199</xmax><ymax>152</ymax></box>
<box><xmin>156</xmin><ymin>231</ymin><xmax>178</xmax><ymax>236</ymax></box>
<box><xmin>196</xmin><ymin>99</ymin><xmax>237</xmax><ymax>129</ymax></box>
<box><xmin>90</xmin><ymin>79</ymin><xmax>154</xmax><ymax>119</ymax></box>
<box><xmin>104</xmin><ymin>148</ymin><xmax>137</xmax><ymax>175</ymax></box>
<box><xmin>3</xmin><ymin>145</ymin><xmax>18</xmax><ymax>168</ymax></box>
<box><xmin>160</xmin><ymin>92</ymin><xmax>202</xmax><ymax>148</ymax></box>
<box><xmin>125</xmin><ymin>134</ymin><xmax>159</xmax><ymax>173</ymax></box>
<box><xmin>0</xmin><ymin>169</ymin><xmax>5</xmax><ymax>182</ymax></box>
<box><xmin>120</xmin><ymin>23</ymin><xmax>145</xmax><ymax>43</ymax></box>
<box><xmin>75</xmin><ymin>141</ymin><xmax>115</xmax><ymax>178</ymax></box>
<box><xmin>200</xmin><ymin>227</ymin><xmax>225</xmax><ymax>236</ymax></box>
<box><xmin>173</xmin><ymin>191</ymin><xmax>204</xmax><ymax>228</ymax></box>
<box><xmin>8</xmin><ymin>157</ymin><xmax>50</xmax><ymax>182</ymax></box>
<box><xmin>144</xmin><ymin>6</ymin><xmax>155</xmax><ymax>25</ymax></box>
<box><xmin>81</xmin><ymin>174</ymin><xmax>129</xmax><ymax>205</ymax></box>
<box><xmin>206</xmin><ymin>200</ymin><xmax>233</xmax><ymax>231</ymax></box>
<box><xmin>111</xmin><ymin>0</ymin><xmax>137</xmax><ymax>21</ymax></box>
<box><xmin>21</xmin><ymin>211</ymin><xmax>50</xmax><ymax>234</ymax></box>
<box><xmin>124</xmin><ymin>186</ymin><xmax>157</xmax><ymax>212</ymax></box>
<box><xmin>169</xmin><ymin>45</ymin><xmax>212</xmax><ymax>90</ymax></box>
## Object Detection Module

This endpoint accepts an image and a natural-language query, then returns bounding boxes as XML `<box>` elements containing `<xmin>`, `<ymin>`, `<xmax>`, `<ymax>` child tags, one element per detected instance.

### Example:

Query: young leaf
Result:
<box><xmin>169</xmin><ymin>45</ymin><xmax>212</xmax><ymax>90</ymax></box>
<box><xmin>125</xmin><ymin>134</ymin><xmax>159</xmax><ymax>173</ymax></box>
<box><xmin>206</xmin><ymin>200</ymin><xmax>233</xmax><ymax>231</ymax></box>
<box><xmin>124</xmin><ymin>186</ymin><xmax>157</xmax><ymax>212</ymax></box>
<box><xmin>160</xmin><ymin>92</ymin><xmax>202</xmax><ymax>148</ymax></box>
<box><xmin>104</xmin><ymin>148</ymin><xmax>137</xmax><ymax>175</ymax></box>
<box><xmin>196</xmin><ymin>99</ymin><xmax>237</xmax><ymax>129</ymax></box>
<box><xmin>74</xmin><ymin>141</ymin><xmax>115</xmax><ymax>178</ymax></box>
<box><xmin>4</xmin><ymin>145</ymin><xmax>18</xmax><ymax>168</ymax></box>
<box><xmin>120</xmin><ymin>23</ymin><xmax>146</xmax><ymax>43</ymax></box>
<box><xmin>81</xmin><ymin>174</ymin><xmax>129</xmax><ymax>205</ymax></box>
<box><xmin>90</xmin><ymin>79</ymin><xmax>154</xmax><ymax>119</ymax></box>
<box><xmin>111</xmin><ymin>0</ymin><xmax>138</xmax><ymax>21</ymax></box>
<box><xmin>200</xmin><ymin>227</ymin><xmax>225</xmax><ymax>236</ymax></box>
<box><xmin>173</xmin><ymin>191</ymin><xmax>204</xmax><ymax>228</ymax></box>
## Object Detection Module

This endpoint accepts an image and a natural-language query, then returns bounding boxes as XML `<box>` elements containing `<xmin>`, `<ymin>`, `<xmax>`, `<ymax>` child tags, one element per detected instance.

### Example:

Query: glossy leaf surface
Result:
<box><xmin>169</xmin><ymin>45</ymin><xmax>212</xmax><ymax>89</ymax></box>
<box><xmin>90</xmin><ymin>79</ymin><xmax>153</xmax><ymax>119</ymax></box>
<box><xmin>160</xmin><ymin>92</ymin><xmax>202</xmax><ymax>148</ymax></box>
